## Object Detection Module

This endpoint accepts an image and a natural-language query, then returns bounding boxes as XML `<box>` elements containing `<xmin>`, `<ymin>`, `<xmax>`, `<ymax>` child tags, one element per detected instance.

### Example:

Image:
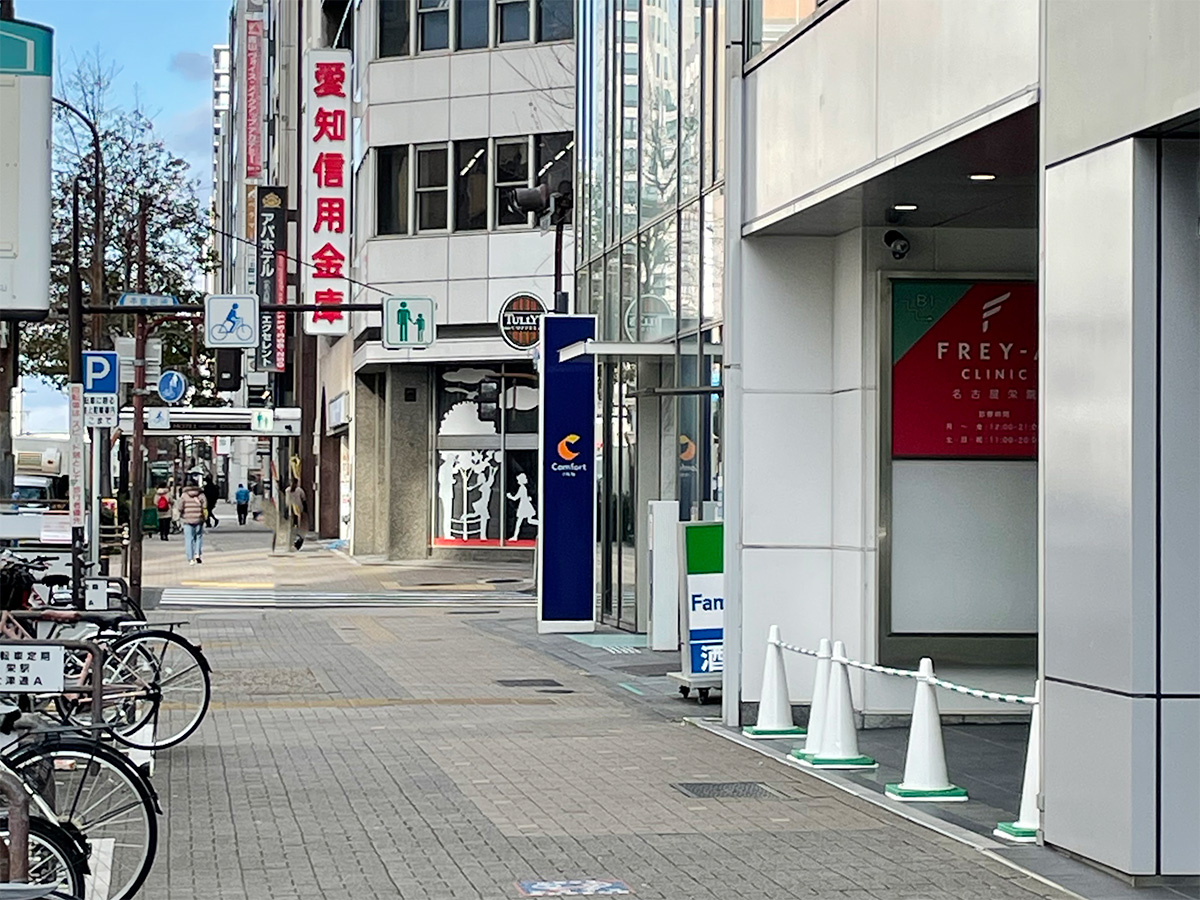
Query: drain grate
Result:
<box><xmin>481</xmin><ymin>577</ymin><xmax>522</xmax><ymax>584</ymax></box>
<box><xmin>671</xmin><ymin>782</ymin><xmax>785</xmax><ymax>800</ymax></box>
<box><xmin>537</xmin><ymin>688</ymin><xmax>575</xmax><ymax>694</ymax></box>
<box><xmin>496</xmin><ymin>678</ymin><xmax>563</xmax><ymax>688</ymax></box>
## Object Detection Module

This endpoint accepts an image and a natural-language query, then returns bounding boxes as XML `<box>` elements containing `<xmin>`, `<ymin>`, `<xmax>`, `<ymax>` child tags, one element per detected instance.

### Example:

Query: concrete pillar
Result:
<box><xmin>1042</xmin><ymin>137</ymin><xmax>1200</xmax><ymax>877</ymax></box>
<box><xmin>350</xmin><ymin>372</ymin><xmax>384</xmax><ymax>556</ymax></box>
<box><xmin>383</xmin><ymin>366</ymin><xmax>431</xmax><ymax>560</ymax></box>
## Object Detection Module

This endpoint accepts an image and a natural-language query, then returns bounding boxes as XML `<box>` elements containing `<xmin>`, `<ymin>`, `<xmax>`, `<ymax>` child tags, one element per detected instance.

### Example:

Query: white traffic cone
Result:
<box><xmin>791</xmin><ymin>638</ymin><xmax>830</xmax><ymax>762</ymax></box>
<box><xmin>995</xmin><ymin>683</ymin><xmax>1041</xmax><ymax>842</ymax></box>
<box><xmin>743</xmin><ymin>625</ymin><xmax>805</xmax><ymax>738</ymax></box>
<box><xmin>885</xmin><ymin>658</ymin><xmax>967</xmax><ymax>801</ymax></box>
<box><xmin>802</xmin><ymin>641</ymin><xmax>876</xmax><ymax>769</ymax></box>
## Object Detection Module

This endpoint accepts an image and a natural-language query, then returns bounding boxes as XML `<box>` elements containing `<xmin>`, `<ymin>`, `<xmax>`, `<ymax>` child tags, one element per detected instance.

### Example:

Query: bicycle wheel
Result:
<box><xmin>235</xmin><ymin>322</ymin><xmax>252</xmax><ymax>341</ymax></box>
<box><xmin>102</xmin><ymin>630</ymin><xmax>211</xmax><ymax>751</ymax></box>
<box><xmin>5</xmin><ymin>739</ymin><xmax>157</xmax><ymax>900</ymax></box>
<box><xmin>0</xmin><ymin>815</ymin><xmax>89</xmax><ymax>897</ymax></box>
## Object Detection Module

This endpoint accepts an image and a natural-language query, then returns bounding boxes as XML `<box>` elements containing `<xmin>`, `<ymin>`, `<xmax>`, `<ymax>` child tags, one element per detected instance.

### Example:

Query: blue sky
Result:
<box><xmin>17</xmin><ymin>0</ymin><xmax>229</xmax><ymax>431</ymax></box>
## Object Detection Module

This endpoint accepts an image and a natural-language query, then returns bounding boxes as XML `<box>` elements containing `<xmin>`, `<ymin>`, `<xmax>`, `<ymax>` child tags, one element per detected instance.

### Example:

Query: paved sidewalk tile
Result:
<box><xmin>144</xmin><ymin>607</ymin><xmax>1076</xmax><ymax>900</ymax></box>
<box><xmin>135</xmin><ymin>502</ymin><xmax>532</xmax><ymax>594</ymax></box>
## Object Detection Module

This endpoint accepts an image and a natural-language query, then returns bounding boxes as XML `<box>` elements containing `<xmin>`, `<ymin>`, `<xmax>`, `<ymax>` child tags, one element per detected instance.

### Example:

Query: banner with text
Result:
<box><xmin>892</xmin><ymin>280</ymin><xmax>1037</xmax><ymax>459</ymax></box>
<box><xmin>301</xmin><ymin>49</ymin><xmax>351</xmax><ymax>335</ymax></box>
<box><xmin>255</xmin><ymin>186</ymin><xmax>287</xmax><ymax>371</ymax></box>
<box><xmin>537</xmin><ymin>315</ymin><xmax>596</xmax><ymax>633</ymax></box>
<box><xmin>681</xmin><ymin>521</ymin><xmax>723</xmax><ymax>676</ymax></box>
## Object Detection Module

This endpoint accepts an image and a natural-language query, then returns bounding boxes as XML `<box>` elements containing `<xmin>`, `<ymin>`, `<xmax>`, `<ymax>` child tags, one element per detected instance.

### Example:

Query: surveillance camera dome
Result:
<box><xmin>883</xmin><ymin>229</ymin><xmax>910</xmax><ymax>260</ymax></box>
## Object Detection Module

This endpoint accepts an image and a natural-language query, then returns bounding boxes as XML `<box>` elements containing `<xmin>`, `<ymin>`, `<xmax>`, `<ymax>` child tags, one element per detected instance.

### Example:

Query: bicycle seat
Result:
<box><xmin>32</xmin><ymin>609</ymin><xmax>133</xmax><ymax>627</ymax></box>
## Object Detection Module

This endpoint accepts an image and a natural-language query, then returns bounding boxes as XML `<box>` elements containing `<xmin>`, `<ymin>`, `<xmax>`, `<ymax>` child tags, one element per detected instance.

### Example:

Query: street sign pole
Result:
<box><xmin>128</xmin><ymin>198</ymin><xmax>149</xmax><ymax>606</ymax></box>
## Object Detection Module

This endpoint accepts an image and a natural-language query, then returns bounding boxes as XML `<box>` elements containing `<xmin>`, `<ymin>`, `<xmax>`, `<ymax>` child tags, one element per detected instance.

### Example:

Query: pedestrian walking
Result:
<box><xmin>284</xmin><ymin>479</ymin><xmax>306</xmax><ymax>550</ymax></box>
<box><xmin>235</xmin><ymin>483</ymin><xmax>250</xmax><ymax>525</ymax></box>
<box><xmin>203</xmin><ymin>477</ymin><xmax>220</xmax><ymax>528</ymax></box>
<box><xmin>177</xmin><ymin>481</ymin><xmax>207</xmax><ymax>565</ymax></box>
<box><xmin>155</xmin><ymin>488</ymin><xmax>172</xmax><ymax>541</ymax></box>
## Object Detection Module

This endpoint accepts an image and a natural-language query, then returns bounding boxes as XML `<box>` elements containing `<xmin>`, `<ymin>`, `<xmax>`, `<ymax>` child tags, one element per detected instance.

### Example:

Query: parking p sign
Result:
<box><xmin>205</xmin><ymin>294</ymin><xmax>259</xmax><ymax>349</ymax></box>
<box><xmin>82</xmin><ymin>352</ymin><xmax>119</xmax><ymax>395</ymax></box>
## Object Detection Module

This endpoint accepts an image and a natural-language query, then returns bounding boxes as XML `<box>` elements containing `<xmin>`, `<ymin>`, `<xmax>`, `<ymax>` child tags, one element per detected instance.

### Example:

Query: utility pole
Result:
<box><xmin>68</xmin><ymin>178</ymin><xmax>85</xmax><ymax>607</ymax></box>
<box><xmin>128</xmin><ymin>197</ymin><xmax>148</xmax><ymax>604</ymax></box>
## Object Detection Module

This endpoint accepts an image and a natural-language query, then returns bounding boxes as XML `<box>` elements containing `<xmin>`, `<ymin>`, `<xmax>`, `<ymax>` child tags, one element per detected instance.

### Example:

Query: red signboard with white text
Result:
<box><xmin>892</xmin><ymin>280</ymin><xmax>1037</xmax><ymax>459</ymax></box>
<box><xmin>244</xmin><ymin>17</ymin><xmax>263</xmax><ymax>180</ymax></box>
<box><xmin>301</xmin><ymin>49</ymin><xmax>351</xmax><ymax>336</ymax></box>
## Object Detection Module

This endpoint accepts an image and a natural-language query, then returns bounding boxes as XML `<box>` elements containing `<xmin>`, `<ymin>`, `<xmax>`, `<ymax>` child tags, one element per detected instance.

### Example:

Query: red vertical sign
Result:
<box><xmin>245</xmin><ymin>18</ymin><xmax>263</xmax><ymax>180</ymax></box>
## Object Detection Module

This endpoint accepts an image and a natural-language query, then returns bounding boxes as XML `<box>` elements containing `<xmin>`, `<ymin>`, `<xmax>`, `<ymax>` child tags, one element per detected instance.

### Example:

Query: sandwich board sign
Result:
<box><xmin>681</xmin><ymin>521</ymin><xmax>723</xmax><ymax>676</ymax></box>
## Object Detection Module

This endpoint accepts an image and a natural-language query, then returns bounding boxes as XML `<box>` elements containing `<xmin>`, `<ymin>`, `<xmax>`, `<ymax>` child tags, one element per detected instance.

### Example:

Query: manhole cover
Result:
<box><xmin>671</xmin><ymin>782</ymin><xmax>785</xmax><ymax>799</ymax></box>
<box><xmin>496</xmin><ymin>678</ymin><xmax>563</xmax><ymax>688</ymax></box>
<box><xmin>612</xmin><ymin>662</ymin><xmax>677</xmax><ymax>677</ymax></box>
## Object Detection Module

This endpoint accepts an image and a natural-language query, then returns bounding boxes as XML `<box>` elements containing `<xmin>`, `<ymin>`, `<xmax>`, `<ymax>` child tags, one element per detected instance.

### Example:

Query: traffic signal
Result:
<box><xmin>215</xmin><ymin>348</ymin><xmax>242</xmax><ymax>391</ymax></box>
<box><xmin>476</xmin><ymin>378</ymin><xmax>500</xmax><ymax>425</ymax></box>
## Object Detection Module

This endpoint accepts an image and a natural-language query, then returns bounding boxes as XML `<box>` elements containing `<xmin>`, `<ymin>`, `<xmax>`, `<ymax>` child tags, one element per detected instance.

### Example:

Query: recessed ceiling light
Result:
<box><xmin>893</xmin><ymin>204</ymin><xmax>918</xmax><ymax>212</ymax></box>
<box><xmin>969</xmin><ymin>173</ymin><xmax>996</xmax><ymax>181</ymax></box>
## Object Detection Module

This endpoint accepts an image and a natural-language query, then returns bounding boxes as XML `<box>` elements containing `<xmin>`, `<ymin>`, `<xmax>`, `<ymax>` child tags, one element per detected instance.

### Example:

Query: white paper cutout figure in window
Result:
<box><xmin>470</xmin><ymin>451</ymin><xmax>498</xmax><ymax>539</ymax></box>
<box><xmin>437</xmin><ymin>455</ymin><xmax>455</xmax><ymax>538</ymax></box>
<box><xmin>507</xmin><ymin>472</ymin><xmax>537</xmax><ymax>541</ymax></box>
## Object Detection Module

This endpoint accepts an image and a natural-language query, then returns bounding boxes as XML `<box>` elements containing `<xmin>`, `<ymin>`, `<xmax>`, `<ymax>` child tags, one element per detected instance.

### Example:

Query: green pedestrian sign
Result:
<box><xmin>382</xmin><ymin>296</ymin><xmax>436</xmax><ymax>349</ymax></box>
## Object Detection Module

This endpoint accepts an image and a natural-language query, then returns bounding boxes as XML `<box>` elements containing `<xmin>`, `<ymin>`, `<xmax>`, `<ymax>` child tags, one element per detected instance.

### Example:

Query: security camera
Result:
<box><xmin>883</xmin><ymin>230</ymin><xmax>910</xmax><ymax>260</ymax></box>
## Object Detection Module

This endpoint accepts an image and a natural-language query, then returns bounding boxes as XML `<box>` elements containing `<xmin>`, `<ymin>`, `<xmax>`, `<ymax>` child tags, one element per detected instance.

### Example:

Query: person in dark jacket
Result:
<box><xmin>203</xmin><ymin>477</ymin><xmax>220</xmax><ymax>527</ymax></box>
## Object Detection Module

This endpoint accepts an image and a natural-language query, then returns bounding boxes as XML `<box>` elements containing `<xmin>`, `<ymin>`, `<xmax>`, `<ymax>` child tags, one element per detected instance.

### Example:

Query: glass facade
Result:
<box><xmin>576</xmin><ymin>0</ymin><xmax>725</xmax><ymax>629</ymax></box>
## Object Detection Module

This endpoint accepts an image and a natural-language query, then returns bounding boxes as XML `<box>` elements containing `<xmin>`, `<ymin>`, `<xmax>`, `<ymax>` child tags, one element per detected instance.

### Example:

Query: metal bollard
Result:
<box><xmin>0</xmin><ymin>769</ymin><xmax>30</xmax><ymax>882</ymax></box>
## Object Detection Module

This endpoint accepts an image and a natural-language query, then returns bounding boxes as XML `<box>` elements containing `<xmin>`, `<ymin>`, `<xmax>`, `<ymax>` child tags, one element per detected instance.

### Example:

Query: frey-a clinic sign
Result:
<box><xmin>301</xmin><ymin>49</ymin><xmax>351</xmax><ymax>336</ymax></box>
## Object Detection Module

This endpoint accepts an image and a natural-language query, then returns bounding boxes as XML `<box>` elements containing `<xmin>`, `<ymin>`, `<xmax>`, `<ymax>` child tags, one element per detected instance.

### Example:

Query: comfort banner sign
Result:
<box><xmin>892</xmin><ymin>280</ymin><xmax>1038</xmax><ymax>459</ymax></box>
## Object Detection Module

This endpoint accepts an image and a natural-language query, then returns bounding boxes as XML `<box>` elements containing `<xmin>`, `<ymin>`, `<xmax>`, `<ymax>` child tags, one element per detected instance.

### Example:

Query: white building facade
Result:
<box><xmin>579</xmin><ymin>0</ymin><xmax>1199</xmax><ymax>880</ymax></box>
<box><xmin>308</xmin><ymin>0</ymin><xmax>575</xmax><ymax>558</ymax></box>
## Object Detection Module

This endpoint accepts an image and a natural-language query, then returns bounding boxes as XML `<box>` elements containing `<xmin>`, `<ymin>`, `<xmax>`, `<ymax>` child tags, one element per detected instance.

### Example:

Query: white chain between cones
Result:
<box><xmin>771</xmin><ymin>638</ymin><xmax>1038</xmax><ymax>706</ymax></box>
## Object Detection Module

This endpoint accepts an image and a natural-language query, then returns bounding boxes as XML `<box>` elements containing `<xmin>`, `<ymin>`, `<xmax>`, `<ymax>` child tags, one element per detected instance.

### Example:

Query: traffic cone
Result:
<box><xmin>885</xmin><ymin>658</ymin><xmax>967</xmax><ymax>801</ymax></box>
<box><xmin>801</xmin><ymin>641</ymin><xmax>876</xmax><ymax>770</ymax></box>
<box><xmin>790</xmin><ymin>638</ymin><xmax>830</xmax><ymax>762</ymax></box>
<box><xmin>995</xmin><ymin>683</ymin><xmax>1040</xmax><ymax>842</ymax></box>
<box><xmin>743</xmin><ymin>625</ymin><xmax>805</xmax><ymax>738</ymax></box>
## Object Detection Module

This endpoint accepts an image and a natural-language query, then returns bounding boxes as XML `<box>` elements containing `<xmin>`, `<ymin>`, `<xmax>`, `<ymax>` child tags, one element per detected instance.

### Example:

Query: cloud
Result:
<box><xmin>169</xmin><ymin>51</ymin><xmax>211</xmax><ymax>83</ymax></box>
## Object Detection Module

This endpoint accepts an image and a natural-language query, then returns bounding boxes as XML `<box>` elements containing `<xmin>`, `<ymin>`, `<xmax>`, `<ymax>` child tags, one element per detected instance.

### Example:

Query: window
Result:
<box><xmin>455</xmin><ymin>140</ymin><xmax>488</xmax><ymax>231</ymax></box>
<box><xmin>536</xmin><ymin>0</ymin><xmax>573</xmax><ymax>41</ymax></box>
<box><xmin>495</xmin><ymin>139</ymin><xmax>529</xmax><ymax>226</ymax></box>
<box><xmin>377</xmin><ymin>145</ymin><xmax>409</xmax><ymax>235</ymax></box>
<box><xmin>536</xmin><ymin>132</ymin><xmax>573</xmax><ymax>223</ymax></box>
<box><xmin>416</xmin><ymin>146</ymin><xmax>449</xmax><ymax>231</ymax></box>
<box><xmin>457</xmin><ymin>0</ymin><xmax>489</xmax><ymax>48</ymax></box>
<box><xmin>418</xmin><ymin>0</ymin><xmax>450</xmax><ymax>50</ymax></box>
<box><xmin>497</xmin><ymin>0</ymin><xmax>530</xmax><ymax>43</ymax></box>
<box><xmin>379</xmin><ymin>0</ymin><xmax>411</xmax><ymax>57</ymax></box>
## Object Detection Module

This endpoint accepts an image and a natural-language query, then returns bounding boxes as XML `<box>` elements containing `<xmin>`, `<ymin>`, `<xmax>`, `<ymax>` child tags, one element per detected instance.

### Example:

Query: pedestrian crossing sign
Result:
<box><xmin>382</xmin><ymin>296</ymin><xmax>436</xmax><ymax>349</ymax></box>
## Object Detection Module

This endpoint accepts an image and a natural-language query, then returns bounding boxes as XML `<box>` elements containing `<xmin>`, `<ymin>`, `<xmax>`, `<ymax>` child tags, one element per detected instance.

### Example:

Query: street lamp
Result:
<box><xmin>506</xmin><ymin>181</ymin><xmax>573</xmax><ymax>314</ymax></box>
<box><xmin>52</xmin><ymin>97</ymin><xmax>105</xmax><ymax>327</ymax></box>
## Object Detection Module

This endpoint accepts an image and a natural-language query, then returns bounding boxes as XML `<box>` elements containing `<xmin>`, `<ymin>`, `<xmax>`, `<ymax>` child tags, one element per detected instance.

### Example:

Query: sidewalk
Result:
<box><xmin>138</xmin><ymin>502</ymin><xmax>533</xmax><ymax>601</ymax></box>
<box><xmin>145</xmin><ymin>603</ymin><xmax>1083</xmax><ymax>900</ymax></box>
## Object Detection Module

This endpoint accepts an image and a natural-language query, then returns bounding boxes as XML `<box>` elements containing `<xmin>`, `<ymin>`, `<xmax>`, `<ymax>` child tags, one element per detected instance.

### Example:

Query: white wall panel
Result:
<box><xmin>831</xmin><ymin>390</ymin><xmax>865</xmax><ymax>549</ymax></box>
<box><xmin>875</xmin><ymin>0</ymin><xmax>1038</xmax><ymax>157</ymax></box>
<box><xmin>747</xmin><ymin>0</ymin><xmax>876</xmax><ymax>223</ymax></box>
<box><xmin>448</xmin><ymin>233</ymin><xmax>490</xmax><ymax>280</ymax></box>
<box><xmin>449</xmin><ymin>95</ymin><xmax>491</xmax><ymax>139</ymax></box>
<box><xmin>740</xmin><ymin>547</ymin><xmax>833</xmax><ymax>702</ymax></box>
<box><xmin>486</xmin><ymin>274</ymin><xmax>555</xmax><ymax>320</ymax></box>
<box><xmin>832</xmin><ymin>229</ymin><xmax>865</xmax><ymax>392</ymax></box>
<box><xmin>447</xmin><ymin>278</ymin><xmax>489</xmax><ymax>324</ymax></box>
<box><xmin>490</xmin><ymin>88</ymin><xmax>574</xmax><ymax>137</ymax></box>
<box><xmin>368</xmin><ymin>57</ymin><xmax>452</xmax><ymax>104</ymax></box>
<box><xmin>364</xmin><ymin>236</ymin><xmax>450</xmax><ymax>283</ymax></box>
<box><xmin>1161</xmin><ymin>699</ymin><xmax>1200</xmax><ymax>874</ymax></box>
<box><xmin>369</xmin><ymin>98</ymin><xmax>451</xmax><ymax>145</ymax></box>
<box><xmin>449</xmin><ymin>51</ymin><xmax>492</xmax><ymax>98</ymax></box>
<box><xmin>742</xmin><ymin>393</ymin><xmax>832</xmax><ymax>548</ymax></box>
<box><xmin>489</xmin><ymin>44</ymin><xmax>574</xmax><ymax>95</ymax></box>
<box><xmin>1044</xmin><ymin>0</ymin><xmax>1200</xmax><ymax>165</ymax></box>
<box><xmin>1043</xmin><ymin>140</ymin><xmax>1159</xmax><ymax>695</ymax></box>
<box><xmin>488</xmin><ymin>231</ymin><xmax>558</xmax><ymax>279</ymax></box>
<box><xmin>740</xmin><ymin>237</ymin><xmax>833</xmax><ymax>392</ymax></box>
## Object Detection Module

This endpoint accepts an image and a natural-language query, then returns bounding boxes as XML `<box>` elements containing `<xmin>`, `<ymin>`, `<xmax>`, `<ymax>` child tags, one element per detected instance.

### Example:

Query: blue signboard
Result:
<box><xmin>157</xmin><ymin>370</ymin><xmax>189</xmax><ymax>404</ymax></box>
<box><xmin>81</xmin><ymin>351</ymin><xmax>119</xmax><ymax>394</ymax></box>
<box><xmin>537</xmin><ymin>315</ymin><xmax>596</xmax><ymax>632</ymax></box>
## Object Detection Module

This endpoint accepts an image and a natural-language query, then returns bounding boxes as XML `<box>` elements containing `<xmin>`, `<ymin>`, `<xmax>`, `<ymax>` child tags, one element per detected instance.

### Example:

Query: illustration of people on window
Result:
<box><xmin>507</xmin><ymin>472</ymin><xmax>538</xmax><ymax>541</ymax></box>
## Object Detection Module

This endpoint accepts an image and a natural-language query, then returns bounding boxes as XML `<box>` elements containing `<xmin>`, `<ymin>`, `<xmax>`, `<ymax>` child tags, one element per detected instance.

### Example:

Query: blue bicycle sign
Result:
<box><xmin>205</xmin><ymin>294</ymin><xmax>259</xmax><ymax>348</ymax></box>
